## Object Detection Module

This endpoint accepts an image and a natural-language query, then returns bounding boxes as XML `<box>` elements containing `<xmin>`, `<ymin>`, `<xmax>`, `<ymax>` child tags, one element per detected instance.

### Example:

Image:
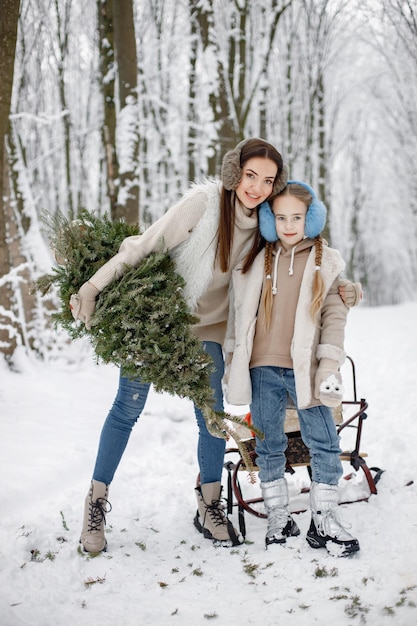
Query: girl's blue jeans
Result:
<box><xmin>92</xmin><ymin>341</ymin><xmax>225</xmax><ymax>486</ymax></box>
<box><xmin>250</xmin><ymin>366</ymin><xmax>343</xmax><ymax>485</ymax></box>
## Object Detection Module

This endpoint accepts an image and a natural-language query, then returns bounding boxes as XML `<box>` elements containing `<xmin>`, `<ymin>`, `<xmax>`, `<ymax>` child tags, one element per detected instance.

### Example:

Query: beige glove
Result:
<box><xmin>69</xmin><ymin>281</ymin><xmax>100</xmax><ymax>329</ymax></box>
<box><xmin>338</xmin><ymin>279</ymin><xmax>362</xmax><ymax>308</ymax></box>
<box><xmin>314</xmin><ymin>358</ymin><xmax>344</xmax><ymax>408</ymax></box>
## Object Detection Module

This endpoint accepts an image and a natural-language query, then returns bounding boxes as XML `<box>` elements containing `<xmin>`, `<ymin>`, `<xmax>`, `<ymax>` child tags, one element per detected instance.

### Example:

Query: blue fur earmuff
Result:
<box><xmin>259</xmin><ymin>201</ymin><xmax>279</xmax><ymax>242</ymax></box>
<box><xmin>258</xmin><ymin>180</ymin><xmax>327</xmax><ymax>242</ymax></box>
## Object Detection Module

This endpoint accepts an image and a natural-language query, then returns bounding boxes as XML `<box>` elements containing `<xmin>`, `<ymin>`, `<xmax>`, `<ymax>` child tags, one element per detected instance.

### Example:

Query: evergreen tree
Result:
<box><xmin>36</xmin><ymin>209</ymin><xmax>261</xmax><ymax>474</ymax></box>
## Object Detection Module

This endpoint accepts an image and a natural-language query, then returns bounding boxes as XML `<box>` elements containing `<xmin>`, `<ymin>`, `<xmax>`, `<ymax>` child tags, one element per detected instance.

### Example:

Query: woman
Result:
<box><xmin>71</xmin><ymin>139</ymin><xmax>360</xmax><ymax>552</ymax></box>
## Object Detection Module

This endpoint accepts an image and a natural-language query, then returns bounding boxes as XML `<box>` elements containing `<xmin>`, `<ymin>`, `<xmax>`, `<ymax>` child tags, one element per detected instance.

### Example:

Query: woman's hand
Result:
<box><xmin>69</xmin><ymin>281</ymin><xmax>100</xmax><ymax>329</ymax></box>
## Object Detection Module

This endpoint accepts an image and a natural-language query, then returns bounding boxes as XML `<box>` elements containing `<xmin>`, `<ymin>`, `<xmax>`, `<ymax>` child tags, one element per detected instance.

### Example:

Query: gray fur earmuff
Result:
<box><xmin>221</xmin><ymin>140</ymin><xmax>250</xmax><ymax>191</ymax></box>
<box><xmin>221</xmin><ymin>138</ymin><xmax>288</xmax><ymax>194</ymax></box>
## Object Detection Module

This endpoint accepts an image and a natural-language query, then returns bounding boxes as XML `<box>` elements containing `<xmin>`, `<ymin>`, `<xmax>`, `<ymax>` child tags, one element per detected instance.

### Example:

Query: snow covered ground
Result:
<box><xmin>1</xmin><ymin>301</ymin><xmax>417</xmax><ymax>626</ymax></box>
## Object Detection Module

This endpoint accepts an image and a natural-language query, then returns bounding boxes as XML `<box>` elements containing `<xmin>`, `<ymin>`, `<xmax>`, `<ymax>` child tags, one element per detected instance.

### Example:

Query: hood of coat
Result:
<box><xmin>275</xmin><ymin>237</ymin><xmax>315</xmax><ymax>255</ymax></box>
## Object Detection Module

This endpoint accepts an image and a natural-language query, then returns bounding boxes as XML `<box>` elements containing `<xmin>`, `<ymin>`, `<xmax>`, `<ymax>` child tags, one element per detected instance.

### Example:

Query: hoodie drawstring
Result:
<box><xmin>288</xmin><ymin>245</ymin><xmax>297</xmax><ymax>276</ymax></box>
<box><xmin>272</xmin><ymin>245</ymin><xmax>297</xmax><ymax>295</ymax></box>
<box><xmin>272</xmin><ymin>247</ymin><xmax>281</xmax><ymax>295</ymax></box>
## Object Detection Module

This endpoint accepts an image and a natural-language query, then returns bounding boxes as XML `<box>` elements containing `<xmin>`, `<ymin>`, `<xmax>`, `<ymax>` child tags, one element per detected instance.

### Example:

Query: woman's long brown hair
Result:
<box><xmin>217</xmin><ymin>139</ymin><xmax>284</xmax><ymax>272</ymax></box>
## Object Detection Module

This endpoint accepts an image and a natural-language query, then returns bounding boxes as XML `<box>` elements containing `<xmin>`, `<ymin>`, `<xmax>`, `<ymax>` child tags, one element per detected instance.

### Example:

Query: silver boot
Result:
<box><xmin>80</xmin><ymin>480</ymin><xmax>111</xmax><ymax>553</ymax></box>
<box><xmin>261</xmin><ymin>478</ymin><xmax>300</xmax><ymax>548</ymax></box>
<box><xmin>306</xmin><ymin>481</ymin><xmax>360</xmax><ymax>556</ymax></box>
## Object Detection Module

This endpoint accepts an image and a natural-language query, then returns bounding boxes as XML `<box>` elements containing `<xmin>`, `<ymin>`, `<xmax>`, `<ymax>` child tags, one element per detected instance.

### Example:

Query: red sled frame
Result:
<box><xmin>222</xmin><ymin>356</ymin><xmax>384</xmax><ymax>535</ymax></box>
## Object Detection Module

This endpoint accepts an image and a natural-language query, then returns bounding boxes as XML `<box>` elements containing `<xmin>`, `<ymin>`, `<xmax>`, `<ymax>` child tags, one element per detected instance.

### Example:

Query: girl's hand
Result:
<box><xmin>315</xmin><ymin>358</ymin><xmax>344</xmax><ymax>407</ymax></box>
<box><xmin>338</xmin><ymin>279</ymin><xmax>362</xmax><ymax>307</ymax></box>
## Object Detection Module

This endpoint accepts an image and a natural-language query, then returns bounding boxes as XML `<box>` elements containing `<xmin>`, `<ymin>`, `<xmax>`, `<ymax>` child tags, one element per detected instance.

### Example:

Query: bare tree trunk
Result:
<box><xmin>113</xmin><ymin>0</ymin><xmax>139</xmax><ymax>224</ymax></box>
<box><xmin>98</xmin><ymin>0</ymin><xmax>118</xmax><ymax>216</ymax></box>
<box><xmin>0</xmin><ymin>0</ymin><xmax>21</xmax><ymax>358</ymax></box>
<box><xmin>316</xmin><ymin>72</ymin><xmax>330</xmax><ymax>243</ymax></box>
<box><xmin>187</xmin><ymin>3</ymin><xmax>198</xmax><ymax>183</ymax></box>
<box><xmin>193</xmin><ymin>1</ymin><xmax>289</xmax><ymax>175</ymax></box>
<box><xmin>98</xmin><ymin>0</ymin><xmax>139</xmax><ymax>224</ymax></box>
<box><xmin>192</xmin><ymin>1</ymin><xmax>238</xmax><ymax>175</ymax></box>
<box><xmin>53</xmin><ymin>0</ymin><xmax>75</xmax><ymax>218</ymax></box>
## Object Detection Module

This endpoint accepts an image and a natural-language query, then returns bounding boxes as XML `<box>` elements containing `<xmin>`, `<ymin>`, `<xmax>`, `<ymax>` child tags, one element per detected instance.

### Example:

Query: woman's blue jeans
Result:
<box><xmin>250</xmin><ymin>366</ymin><xmax>343</xmax><ymax>485</ymax></box>
<box><xmin>92</xmin><ymin>341</ymin><xmax>225</xmax><ymax>486</ymax></box>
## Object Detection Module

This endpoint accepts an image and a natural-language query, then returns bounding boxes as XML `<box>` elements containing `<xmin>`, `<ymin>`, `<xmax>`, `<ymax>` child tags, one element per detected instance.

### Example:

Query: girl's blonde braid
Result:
<box><xmin>310</xmin><ymin>235</ymin><xmax>325</xmax><ymax>319</ymax></box>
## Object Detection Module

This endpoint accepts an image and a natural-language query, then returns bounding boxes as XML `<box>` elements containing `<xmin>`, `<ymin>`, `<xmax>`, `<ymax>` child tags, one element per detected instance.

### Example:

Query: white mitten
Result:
<box><xmin>69</xmin><ymin>281</ymin><xmax>100</xmax><ymax>330</ymax></box>
<box><xmin>319</xmin><ymin>372</ymin><xmax>344</xmax><ymax>407</ymax></box>
<box><xmin>315</xmin><ymin>358</ymin><xmax>345</xmax><ymax>408</ymax></box>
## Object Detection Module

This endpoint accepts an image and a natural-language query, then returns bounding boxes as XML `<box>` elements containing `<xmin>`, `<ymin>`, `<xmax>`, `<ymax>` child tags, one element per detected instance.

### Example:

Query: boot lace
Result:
<box><xmin>88</xmin><ymin>497</ymin><xmax>112</xmax><ymax>532</ymax></box>
<box><xmin>205</xmin><ymin>499</ymin><xmax>228</xmax><ymax>528</ymax></box>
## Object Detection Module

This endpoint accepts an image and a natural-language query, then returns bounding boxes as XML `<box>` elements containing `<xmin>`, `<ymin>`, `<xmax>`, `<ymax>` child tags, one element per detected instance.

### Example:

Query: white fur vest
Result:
<box><xmin>170</xmin><ymin>179</ymin><xmax>221</xmax><ymax>310</ymax></box>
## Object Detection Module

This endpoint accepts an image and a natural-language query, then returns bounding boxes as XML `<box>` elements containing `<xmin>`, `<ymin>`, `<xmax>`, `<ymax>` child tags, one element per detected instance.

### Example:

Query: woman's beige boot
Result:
<box><xmin>194</xmin><ymin>481</ymin><xmax>242</xmax><ymax>547</ymax></box>
<box><xmin>80</xmin><ymin>480</ymin><xmax>111</xmax><ymax>553</ymax></box>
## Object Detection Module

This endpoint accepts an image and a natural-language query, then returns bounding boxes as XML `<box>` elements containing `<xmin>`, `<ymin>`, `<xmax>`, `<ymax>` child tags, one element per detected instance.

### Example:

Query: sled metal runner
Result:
<box><xmin>222</xmin><ymin>356</ymin><xmax>384</xmax><ymax>536</ymax></box>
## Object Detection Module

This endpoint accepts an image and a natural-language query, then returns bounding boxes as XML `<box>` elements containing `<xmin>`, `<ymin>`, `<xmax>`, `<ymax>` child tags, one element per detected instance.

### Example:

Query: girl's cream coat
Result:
<box><xmin>224</xmin><ymin>244</ymin><xmax>347</xmax><ymax>409</ymax></box>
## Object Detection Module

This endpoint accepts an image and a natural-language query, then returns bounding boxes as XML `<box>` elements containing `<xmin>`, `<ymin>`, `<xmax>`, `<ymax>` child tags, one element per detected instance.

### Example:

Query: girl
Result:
<box><xmin>71</xmin><ymin>138</ymin><xmax>285</xmax><ymax>551</ymax></box>
<box><xmin>224</xmin><ymin>181</ymin><xmax>360</xmax><ymax>556</ymax></box>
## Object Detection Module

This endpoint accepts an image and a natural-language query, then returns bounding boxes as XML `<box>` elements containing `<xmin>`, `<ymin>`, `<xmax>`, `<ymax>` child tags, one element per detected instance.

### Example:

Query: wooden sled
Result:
<box><xmin>222</xmin><ymin>357</ymin><xmax>384</xmax><ymax>538</ymax></box>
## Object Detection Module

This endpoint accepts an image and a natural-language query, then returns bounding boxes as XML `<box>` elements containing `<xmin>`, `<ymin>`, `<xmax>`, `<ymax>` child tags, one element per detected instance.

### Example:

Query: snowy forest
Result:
<box><xmin>0</xmin><ymin>0</ymin><xmax>416</xmax><ymax>365</ymax></box>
